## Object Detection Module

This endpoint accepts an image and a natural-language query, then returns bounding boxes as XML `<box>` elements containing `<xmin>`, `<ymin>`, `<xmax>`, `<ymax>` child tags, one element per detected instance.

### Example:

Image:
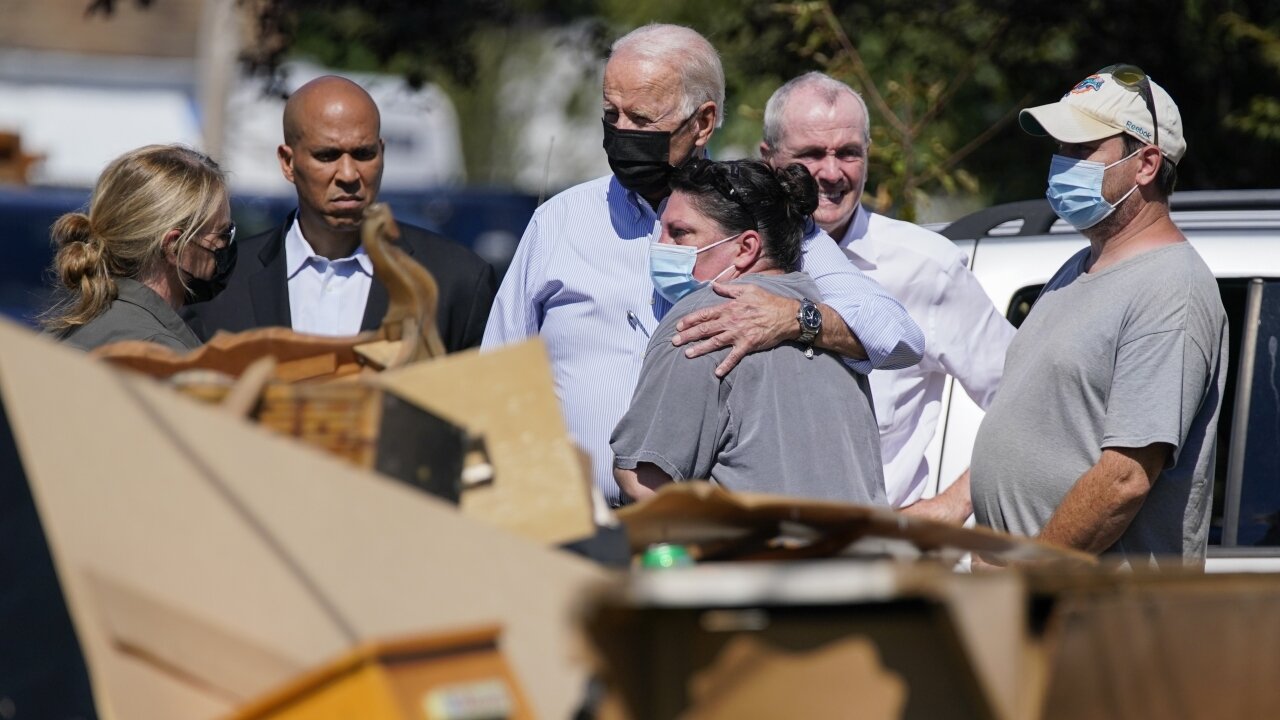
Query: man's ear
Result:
<box><xmin>277</xmin><ymin>144</ymin><xmax>296</xmax><ymax>184</ymax></box>
<box><xmin>759</xmin><ymin>141</ymin><xmax>774</xmax><ymax>164</ymax></box>
<box><xmin>1136</xmin><ymin>145</ymin><xmax>1162</xmax><ymax>187</ymax></box>
<box><xmin>691</xmin><ymin>101</ymin><xmax>717</xmax><ymax>149</ymax></box>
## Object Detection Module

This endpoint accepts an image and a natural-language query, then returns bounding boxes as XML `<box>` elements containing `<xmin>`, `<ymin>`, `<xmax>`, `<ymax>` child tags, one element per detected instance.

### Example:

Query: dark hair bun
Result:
<box><xmin>776</xmin><ymin>163</ymin><xmax>819</xmax><ymax>219</ymax></box>
<box><xmin>51</xmin><ymin>212</ymin><xmax>106</xmax><ymax>290</ymax></box>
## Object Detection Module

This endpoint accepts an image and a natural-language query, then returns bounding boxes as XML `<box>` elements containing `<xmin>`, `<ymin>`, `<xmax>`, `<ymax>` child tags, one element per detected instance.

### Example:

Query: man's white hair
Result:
<box><xmin>610</xmin><ymin>23</ymin><xmax>725</xmax><ymax>128</ymax></box>
<box><xmin>763</xmin><ymin>71</ymin><xmax>871</xmax><ymax>148</ymax></box>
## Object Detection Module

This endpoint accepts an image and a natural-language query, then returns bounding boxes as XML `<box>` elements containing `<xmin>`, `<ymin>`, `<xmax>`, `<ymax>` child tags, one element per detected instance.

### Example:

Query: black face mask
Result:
<box><xmin>184</xmin><ymin>240</ymin><xmax>237</xmax><ymax>304</ymax></box>
<box><xmin>602</xmin><ymin>117</ymin><xmax>693</xmax><ymax>199</ymax></box>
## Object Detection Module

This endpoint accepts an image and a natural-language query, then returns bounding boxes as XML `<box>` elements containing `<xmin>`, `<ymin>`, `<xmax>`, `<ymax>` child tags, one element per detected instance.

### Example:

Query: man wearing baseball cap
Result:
<box><xmin>970</xmin><ymin>65</ymin><xmax>1228</xmax><ymax>567</ymax></box>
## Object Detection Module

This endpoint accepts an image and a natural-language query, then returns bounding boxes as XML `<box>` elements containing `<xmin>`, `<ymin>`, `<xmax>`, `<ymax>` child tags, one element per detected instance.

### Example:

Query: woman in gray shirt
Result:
<box><xmin>43</xmin><ymin>144</ymin><xmax>235</xmax><ymax>352</ymax></box>
<box><xmin>611</xmin><ymin>159</ymin><xmax>886</xmax><ymax>506</ymax></box>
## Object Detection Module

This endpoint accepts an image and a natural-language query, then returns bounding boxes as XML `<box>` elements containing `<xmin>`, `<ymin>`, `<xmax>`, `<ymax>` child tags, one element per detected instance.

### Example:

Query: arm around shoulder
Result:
<box><xmin>799</xmin><ymin>230</ymin><xmax>924</xmax><ymax>371</ymax></box>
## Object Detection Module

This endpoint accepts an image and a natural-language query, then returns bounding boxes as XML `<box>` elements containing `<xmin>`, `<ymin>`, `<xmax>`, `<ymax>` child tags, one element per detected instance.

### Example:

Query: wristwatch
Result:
<box><xmin>796</xmin><ymin>298</ymin><xmax>822</xmax><ymax>353</ymax></box>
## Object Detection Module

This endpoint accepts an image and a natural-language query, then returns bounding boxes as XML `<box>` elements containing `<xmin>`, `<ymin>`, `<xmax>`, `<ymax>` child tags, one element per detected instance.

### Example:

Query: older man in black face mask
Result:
<box><xmin>483</xmin><ymin>23</ymin><xmax>923</xmax><ymax>510</ymax></box>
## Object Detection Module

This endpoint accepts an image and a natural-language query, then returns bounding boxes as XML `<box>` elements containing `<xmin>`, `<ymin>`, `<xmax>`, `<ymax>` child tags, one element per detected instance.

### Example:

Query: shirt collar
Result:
<box><xmin>614</xmin><ymin>177</ymin><xmax>666</xmax><ymax>221</ymax></box>
<box><xmin>837</xmin><ymin>204</ymin><xmax>872</xmax><ymax>248</ymax></box>
<box><xmin>113</xmin><ymin>277</ymin><xmax>197</xmax><ymax>339</ymax></box>
<box><xmin>284</xmin><ymin>215</ymin><xmax>374</xmax><ymax>279</ymax></box>
<box><xmin>834</xmin><ymin>205</ymin><xmax>882</xmax><ymax>270</ymax></box>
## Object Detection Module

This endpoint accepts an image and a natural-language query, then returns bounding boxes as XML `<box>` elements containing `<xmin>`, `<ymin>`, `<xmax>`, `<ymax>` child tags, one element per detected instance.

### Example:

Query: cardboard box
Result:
<box><xmin>584</xmin><ymin>561</ymin><xmax>1029</xmax><ymax>720</ymax></box>
<box><xmin>617</xmin><ymin>482</ymin><xmax>1094</xmax><ymax>566</ymax></box>
<box><xmin>584</xmin><ymin>558</ymin><xmax>1280</xmax><ymax>720</ymax></box>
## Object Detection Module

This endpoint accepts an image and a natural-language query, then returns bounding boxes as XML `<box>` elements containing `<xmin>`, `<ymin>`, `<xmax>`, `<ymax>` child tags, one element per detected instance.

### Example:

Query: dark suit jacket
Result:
<box><xmin>184</xmin><ymin>216</ymin><xmax>496</xmax><ymax>352</ymax></box>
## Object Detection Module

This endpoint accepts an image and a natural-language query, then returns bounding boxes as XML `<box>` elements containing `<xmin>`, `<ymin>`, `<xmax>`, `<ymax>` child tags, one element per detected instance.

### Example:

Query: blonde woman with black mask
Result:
<box><xmin>42</xmin><ymin>144</ymin><xmax>235</xmax><ymax>352</ymax></box>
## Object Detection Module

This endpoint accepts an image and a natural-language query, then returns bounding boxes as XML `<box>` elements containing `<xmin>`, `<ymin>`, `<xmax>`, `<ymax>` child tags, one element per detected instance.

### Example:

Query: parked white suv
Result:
<box><xmin>927</xmin><ymin>190</ymin><xmax>1280</xmax><ymax>571</ymax></box>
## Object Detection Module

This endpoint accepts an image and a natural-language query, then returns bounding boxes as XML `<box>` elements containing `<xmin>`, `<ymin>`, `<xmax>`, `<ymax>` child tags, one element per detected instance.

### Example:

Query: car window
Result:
<box><xmin>1222</xmin><ymin>279</ymin><xmax>1280</xmax><ymax>547</ymax></box>
<box><xmin>1006</xmin><ymin>285</ymin><xmax>1044</xmax><ymax>329</ymax></box>
<box><xmin>1209</xmin><ymin>280</ymin><xmax>1252</xmax><ymax>545</ymax></box>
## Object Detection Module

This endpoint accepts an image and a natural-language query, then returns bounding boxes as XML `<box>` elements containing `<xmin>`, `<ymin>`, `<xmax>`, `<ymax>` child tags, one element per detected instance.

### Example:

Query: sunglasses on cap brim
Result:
<box><xmin>1101</xmin><ymin>63</ymin><xmax>1159</xmax><ymax>149</ymax></box>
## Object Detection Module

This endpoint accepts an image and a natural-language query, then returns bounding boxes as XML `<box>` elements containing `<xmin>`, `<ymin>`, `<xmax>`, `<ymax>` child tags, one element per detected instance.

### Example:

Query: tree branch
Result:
<box><xmin>911</xmin><ymin>16</ymin><xmax>1010</xmax><ymax>135</ymax></box>
<box><xmin>818</xmin><ymin>1</ymin><xmax>911</xmax><ymax>138</ymax></box>
<box><xmin>921</xmin><ymin>92</ymin><xmax>1032</xmax><ymax>183</ymax></box>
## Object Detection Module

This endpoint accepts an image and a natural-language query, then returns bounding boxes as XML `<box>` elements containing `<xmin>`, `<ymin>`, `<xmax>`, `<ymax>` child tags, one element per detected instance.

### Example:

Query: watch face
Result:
<box><xmin>801</xmin><ymin>303</ymin><xmax>822</xmax><ymax>330</ymax></box>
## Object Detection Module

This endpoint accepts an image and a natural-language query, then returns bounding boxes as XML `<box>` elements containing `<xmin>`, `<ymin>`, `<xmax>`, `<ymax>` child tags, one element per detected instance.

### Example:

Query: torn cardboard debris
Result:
<box><xmin>229</xmin><ymin>625</ymin><xmax>536</xmax><ymax>720</ymax></box>
<box><xmin>617</xmin><ymin>481</ymin><xmax>1093</xmax><ymax>566</ymax></box>
<box><xmin>376</xmin><ymin>340</ymin><xmax>597</xmax><ymax>546</ymax></box>
<box><xmin>584</xmin><ymin>561</ymin><xmax>1028</xmax><ymax>720</ymax></box>
<box><xmin>682</xmin><ymin>635</ymin><xmax>906</xmax><ymax>720</ymax></box>
<box><xmin>0</xmin><ymin>319</ymin><xmax>606</xmax><ymax>720</ymax></box>
<box><xmin>99</xmin><ymin>331</ymin><xmax>595</xmax><ymax>546</ymax></box>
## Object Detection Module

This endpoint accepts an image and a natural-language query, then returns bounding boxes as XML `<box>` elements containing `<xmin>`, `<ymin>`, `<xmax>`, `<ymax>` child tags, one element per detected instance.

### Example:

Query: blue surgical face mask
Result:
<box><xmin>649</xmin><ymin>232</ymin><xmax>743</xmax><ymax>304</ymax></box>
<box><xmin>1046</xmin><ymin>148</ymin><xmax>1142</xmax><ymax>230</ymax></box>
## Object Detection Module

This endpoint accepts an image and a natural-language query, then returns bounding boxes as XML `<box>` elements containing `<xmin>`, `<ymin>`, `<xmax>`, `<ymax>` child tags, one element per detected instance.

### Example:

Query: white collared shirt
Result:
<box><xmin>284</xmin><ymin>217</ymin><xmax>374</xmax><ymax>336</ymax></box>
<box><xmin>838</xmin><ymin>206</ymin><xmax>1016</xmax><ymax>507</ymax></box>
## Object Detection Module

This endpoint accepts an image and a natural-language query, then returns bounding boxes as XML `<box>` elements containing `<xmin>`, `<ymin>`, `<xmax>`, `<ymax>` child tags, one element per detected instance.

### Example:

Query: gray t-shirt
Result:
<box><xmin>611</xmin><ymin>272</ymin><xmax>886</xmax><ymax>505</ymax></box>
<box><xmin>972</xmin><ymin>242</ymin><xmax>1228</xmax><ymax>564</ymax></box>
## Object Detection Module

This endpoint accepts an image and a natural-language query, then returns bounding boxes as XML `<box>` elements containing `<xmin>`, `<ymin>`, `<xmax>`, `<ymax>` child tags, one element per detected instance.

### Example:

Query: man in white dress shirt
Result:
<box><xmin>762</xmin><ymin>72</ymin><xmax>1015</xmax><ymax>520</ymax></box>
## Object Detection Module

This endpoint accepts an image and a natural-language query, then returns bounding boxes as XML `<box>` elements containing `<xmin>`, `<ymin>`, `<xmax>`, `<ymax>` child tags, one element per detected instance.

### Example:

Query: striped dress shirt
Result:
<box><xmin>483</xmin><ymin>175</ymin><xmax>923</xmax><ymax>504</ymax></box>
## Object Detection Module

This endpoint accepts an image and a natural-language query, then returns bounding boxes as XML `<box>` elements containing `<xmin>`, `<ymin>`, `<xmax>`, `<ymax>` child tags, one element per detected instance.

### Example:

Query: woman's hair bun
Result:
<box><xmin>50</xmin><ymin>212</ymin><xmax>106</xmax><ymax>289</ymax></box>
<box><xmin>51</xmin><ymin>212</ymin><xmax>94</xmax><ymax>249</ymax></box>
<box><xmin>775</xmin><ymin>163</ymin><xmax>820</xmax><ymax>219</ymax></box>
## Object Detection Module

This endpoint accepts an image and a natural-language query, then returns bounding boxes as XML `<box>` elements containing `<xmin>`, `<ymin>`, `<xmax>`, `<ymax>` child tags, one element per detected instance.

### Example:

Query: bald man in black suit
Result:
<box><xmin>185</xmin><ymin>75</ymin><xmax>494</xmax><ymax>350</ymax></box>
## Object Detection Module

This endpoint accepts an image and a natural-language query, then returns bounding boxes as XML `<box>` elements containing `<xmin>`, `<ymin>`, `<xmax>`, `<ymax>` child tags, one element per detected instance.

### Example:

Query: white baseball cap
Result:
<box><xmin>1020</xmin><ymin>66</ymin><xmax>1186</xmax><ymax>164</ymax></box>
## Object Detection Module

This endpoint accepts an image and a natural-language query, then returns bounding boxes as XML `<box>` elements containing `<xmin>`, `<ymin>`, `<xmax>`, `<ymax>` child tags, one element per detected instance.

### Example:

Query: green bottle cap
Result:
<box><xmin>641</xmin><ymin>543</ymin><xmax>694</xmax><ymax>569</ymax></box>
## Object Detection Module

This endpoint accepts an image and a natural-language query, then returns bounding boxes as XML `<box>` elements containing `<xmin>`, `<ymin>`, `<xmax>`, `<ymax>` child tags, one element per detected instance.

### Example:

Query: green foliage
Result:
<box><xmin>106</xmin><ymin>0</ymin><xmax>1280</xmax><ymax>201</ymax></box>
<box><xmin>1221</xmin><ymin>13</ymin><xmax>1280</xmax><ymax>143</ymax></box>
<box><xmin>265</xmin><ymin>1</ymin><xmax>514</xmax><ymax>87</ymax></box>
<box><xmin>1226</xmin><ymin>96</ymin><xmax>1280</xmax><ymax>141</ymax></box>
<box><xmin>584</xmin><ymin>0</ymin><xmax>1103</xmax><ymax>216</ymax></box>
<box><xmin>770</xmin><ymin>0</ymin><xmax>1043</xmax><ymax>218</ymax></box>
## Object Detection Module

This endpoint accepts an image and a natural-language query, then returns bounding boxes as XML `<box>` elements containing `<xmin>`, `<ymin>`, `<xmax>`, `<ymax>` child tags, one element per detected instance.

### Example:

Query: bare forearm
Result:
<box><xmin>1038</xmin><ymin>446</ymin><xmax>1166</xmax><ymax>554</ymax></box>
<box><xmin>613</xmin><ymin>463</ymin><xmax>673</xmax><ymax>502</ymax></box>
<box><xmin>901</xmin><ymin>469</ymin><xmax>973</xmax><ymax>524</ymax></box>
<box><xmin>613</xmin><ymin>467</ymin><xmax>651</xmax><ymax>502</ymax></box>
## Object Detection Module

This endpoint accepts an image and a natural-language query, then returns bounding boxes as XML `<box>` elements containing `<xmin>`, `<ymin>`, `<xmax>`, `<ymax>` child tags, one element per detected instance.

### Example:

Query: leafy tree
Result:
<box><xmin>774</xmin><ymin>1</ymin><xmax>1037</xmax><ymax>219</ymax></box>
<box><xmin>1221</xmin><ymin>12</ymin><xmax>1280</xmax><ymax>142</ymax></box>
<box><xmin>86</xmin><ymin>0</ymin><xmax>1280</xmax><ymax>208</ymax></box>
<box><xmin>779</xmin><ymin>0</ymin><xmax>1280</xmax><ymax>208</ymax></box>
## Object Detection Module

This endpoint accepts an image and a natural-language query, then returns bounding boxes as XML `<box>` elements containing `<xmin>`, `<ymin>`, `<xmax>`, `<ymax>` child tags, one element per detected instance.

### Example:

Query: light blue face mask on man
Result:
<box><xmin>1046</xmin><ymin>148</ymin><xmax>1142</xmax><ymax>230</ymax></box>
<box><xmin>649</xmin><ymin>232</ymin><xmax>743</xmax><ymax>304</ymax></box>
